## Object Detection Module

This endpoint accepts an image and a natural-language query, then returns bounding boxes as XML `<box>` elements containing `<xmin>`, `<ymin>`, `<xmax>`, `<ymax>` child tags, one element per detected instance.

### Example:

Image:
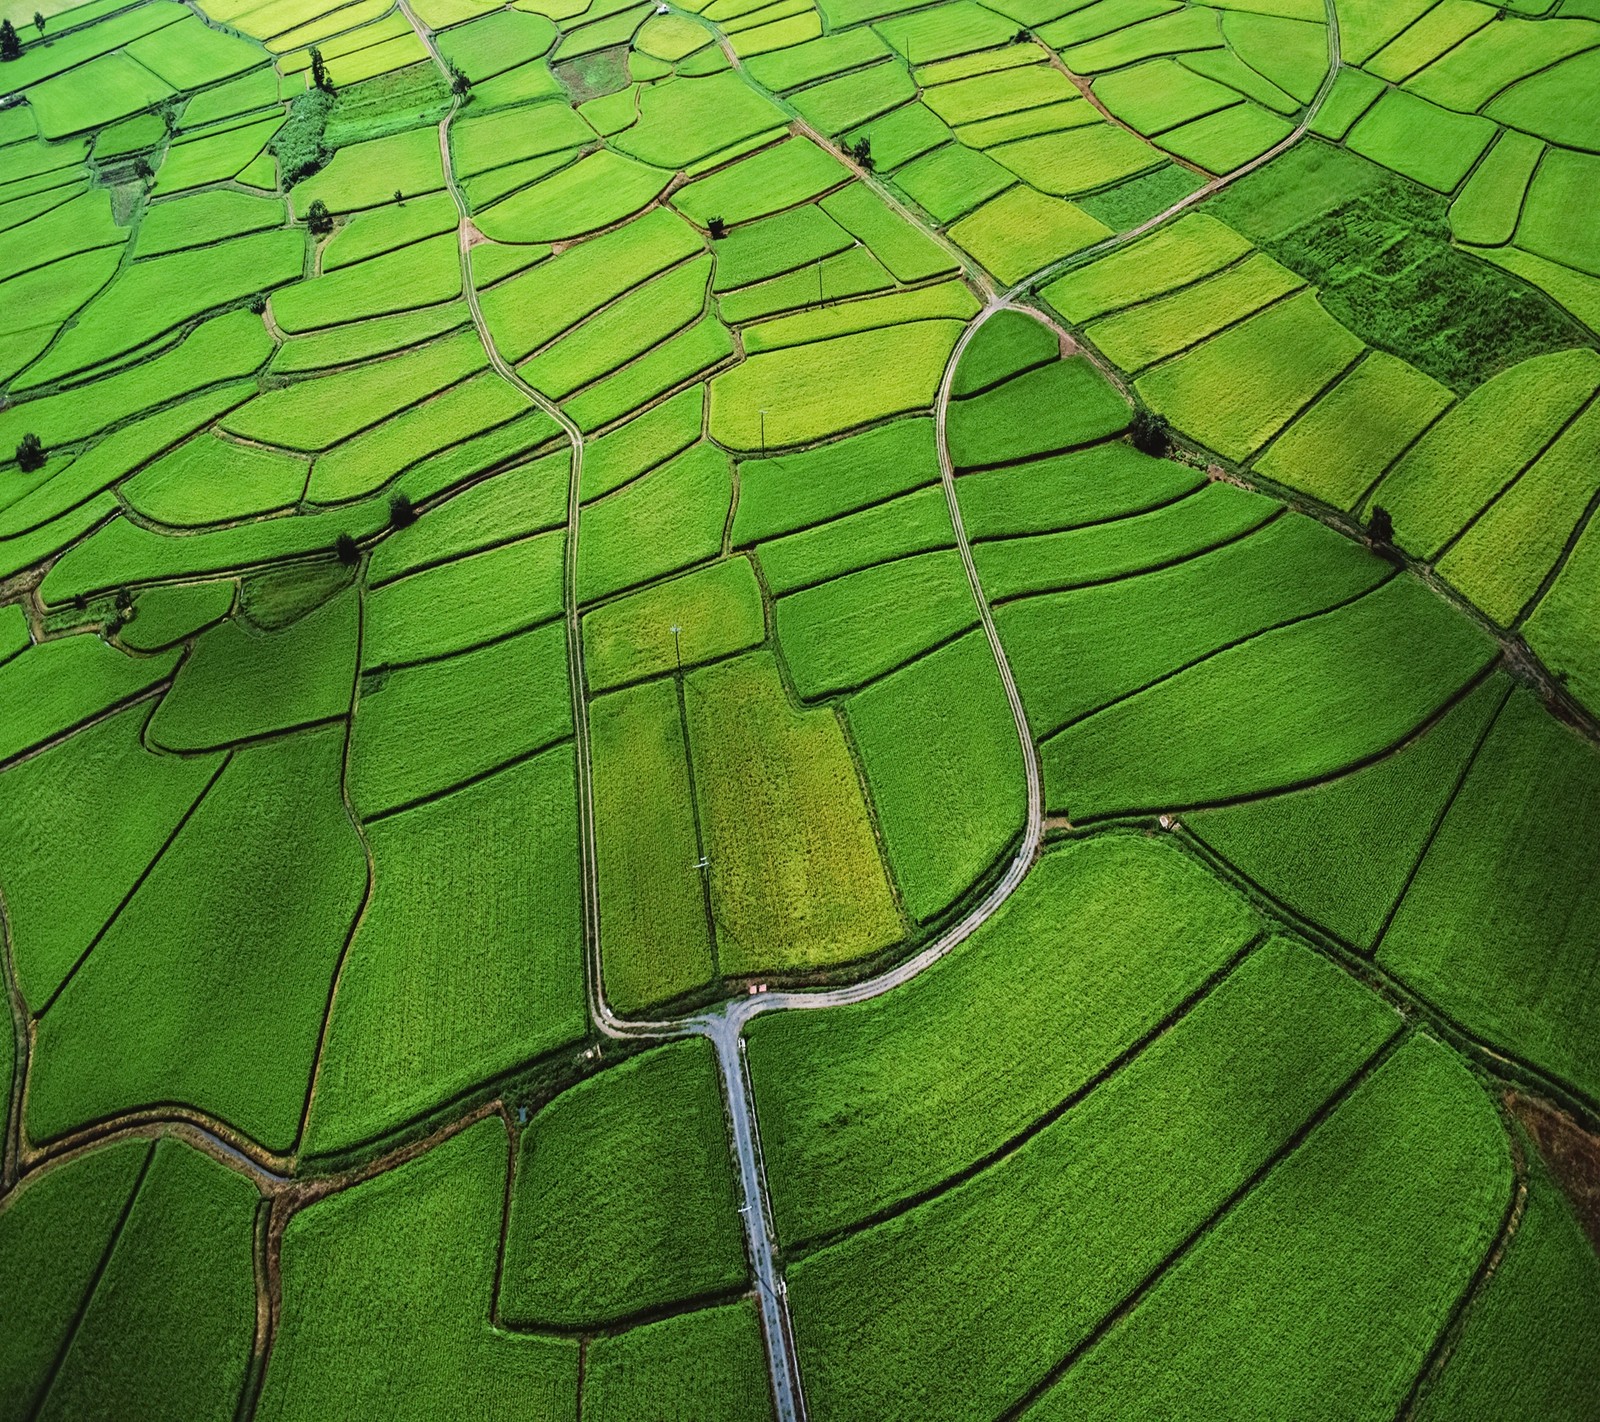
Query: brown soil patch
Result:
<box><xmin>1508</xmin><ymin>1091</ymin><xmax>1600</xmax><ymax>1253</ymax></box>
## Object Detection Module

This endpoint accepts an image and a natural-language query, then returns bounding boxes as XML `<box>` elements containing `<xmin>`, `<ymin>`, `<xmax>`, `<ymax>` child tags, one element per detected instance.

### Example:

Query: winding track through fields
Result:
<box><xmin>382</xmin><ymin>6</ymin><xmax>1345</xmax><ymax>1418</ymax></box>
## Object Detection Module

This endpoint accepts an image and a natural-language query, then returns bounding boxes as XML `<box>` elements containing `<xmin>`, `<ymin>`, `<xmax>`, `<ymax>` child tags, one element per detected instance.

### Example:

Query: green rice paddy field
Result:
<box><xmin>1</xmin><ymin>0</ymin><xmax>1599</xmax><ymax>1415</ymax></box>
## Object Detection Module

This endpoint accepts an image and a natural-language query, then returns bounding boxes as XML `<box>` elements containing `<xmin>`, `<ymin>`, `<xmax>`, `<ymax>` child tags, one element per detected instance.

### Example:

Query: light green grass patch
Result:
<box><xmin>712</xmin><ymin>204</ymin><xmax>854</xmax><ymax>290</ymax></box>
<box><xmin>612</xmin><ymin>70</ymin><xmax>788</xmax><ymax>167</ymax></box>
<box><xmin>475</xmin><ymin>149</ymin><xmax>673</xmax><ymax>243</ymax></box>
<box><xmin>591</xmin><ymin>678</ymin><xmax>716</xmax><ymax>1012</ymax></box>
<box><xmin>139</xmin><ymin>189</ymin><xmax>286</xmax><ymax>257</ymax></box>
<box><xmin>275</xmin><ymin>232</ymin><xmax>462</xmax><ymax>332</ymax></box>
<box><xmin>524</xmin><ymin>254</ymin><xmax>710</xmax><ymax>399</ymax></box>
<box><xmin>292</xmin><ymin>126</ymin><xmax>444</xmax><ymax>214</ymax></box>
<box><xmin>894</xmin><ymin>141</ymin><xmax>1016</xmax><ymax>222</ymax></box>
<box><xmin>743</xmin><ymin>279</ymin><xmax>979</xmax><ymax>352</ymax></box>
<box><xmin>27</xmin><ymin>725</ymin><xmax>365</xmax><ymax>1152</ymax></box>
<box><xmin>685</xmin><ymin>649</ymin><xmax>901</xmax><ymax>976</ymax></box>
<box><xmin>502</xmin><ymin>1039</ymin><xmax>745</xmax><ymax>1322</ymax></box>
<box><xmin>821</xmin><ymin>180</ymin><xmax>959</xmax><ymax>280</ymax></box>
<box><xmin>1086</xmin><ymin>251</ymin><xmax>1304</xmax><ymax>372</ymax></box>
<box><xmin>349</xmin><ymin>619</ymin><xmax>572</xmax><ymax>817</ymax></box>
<box><xmin>1041</xmin><ymin>211</ymin><xmax>1250</xmax><ymax>321</ymax></box>
<box><xmin>1440</xmin><ymin>400</ymin><xmax>1600</xmax><ymax>626</ymax></box>
<box><xmin>1374</xmin><ymin>347</ymin><xmax>1600</xmax><ymax>558</ymax></box>
<box><xmin>1347</xmin><ymin>87</ymin><xmax>1497</xmax><ymax>194</ymax></box>
<box><xmin>1256</xmin><ymin>350</ymin><xmax>1453</xmax><ymax>509</ymax></box>
<box><xmin>948</xmin><ymin>184</ymin><xmax>1110</xmax><ymax>283</ymax></box>
<box><xmin>673</xmin><ymin>137</ymin><xmax>850</xmax><ymax>225</ymax></box>
<box><xmin>364</xmin><ymin>530</ymin><xmax>564</xmax><ymax>667</ymax></box>
<box><xmin>1157</xmin><ymin>100</ymin><xmax>1292</xmax><ymax>173</ymax></box>
<box><xmin>789</xmin><ymin>59</ymin><xmax>917</xmax><ymax>135</ymax></box>
<box><xmin>1135</xmin><ymin>289</ymin><xmax>1364</xmax><ymax>462</ymax></box>
<box><xmin>583</xmin><ymin>556</ymin><xmax>765</xmax><ymax>691</ymax></box>
<box><xmin>578</xmin><ymin>443</ymin><xmax>732</xmax><ymax>600</ymax></box>
<box><xmin>123</xmin><ymin>432</ymin><xmax>310</xmax><ymax>528</ymax></box>
<box><xmin>1448</xmin><ymin>130</ymin><xmax>1542</xmax><ymax>247</ymax></box>
<box><xmin>1094</xmin><ymin>57</ymin><xmax>1242</xmax><ymax>135</ymax></box>
<box><xmin>709</xmin><ymin>319</ymin><xmax>963</xmax><ymax>449</ymax></box>
<box><xmin>305</xmin><ymin>746</ymin><xmax>583</xmax><ymax>1155</ymax></box>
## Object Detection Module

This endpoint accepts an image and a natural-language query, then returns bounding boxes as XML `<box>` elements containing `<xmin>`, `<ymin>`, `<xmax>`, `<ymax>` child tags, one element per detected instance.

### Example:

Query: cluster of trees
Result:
<box><xmin>2</xmin><ymin>11</ymin><xmax>47</xmax><ymax>56</ymax></box>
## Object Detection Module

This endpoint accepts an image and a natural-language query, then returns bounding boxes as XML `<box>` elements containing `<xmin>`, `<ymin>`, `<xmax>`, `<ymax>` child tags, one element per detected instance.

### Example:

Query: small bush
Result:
<box><xmin>1367</xmin><ymin>504</ymin><xmax>1394</xmax><ymax>546</ymax></box>
<box><xmin>1130</xmin><ymin>408</ymin><xmax>1171</xmax><ymax>457</ymax></box>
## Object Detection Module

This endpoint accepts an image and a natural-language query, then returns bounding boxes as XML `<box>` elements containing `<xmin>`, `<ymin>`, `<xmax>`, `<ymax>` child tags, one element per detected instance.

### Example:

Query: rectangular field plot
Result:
<box><xmin>784</xmin><ymin>937</ymin><xmax>1403</xmax><ymax>1421</ymax></box>
<box><xmin>259</xmin><ymin>1120</ymin><xmax>580</xmax><ymax>1418</ymax></box>
<box><xmin>730</xmin><ymin>417</ymin><xmax>941</xmax><ymax>543</ymax></box>
<box><xmin>27</xmin><ymin>726</ymin><xmax>366</xmax><ymax>1153</ymax></box>
<box><xmin>747</xmin><ymin>834</ymin><xmax>1264</xmax><ymax>1246</ymax></box>
<box><xmin>845</xmin><ymin>629</ymin><xmax>1025</xmax><ymax>924</ymax></box>
<box><xmin>709</xmin><ymin>319</ymin><xmax>962</xmax><ymax>449</ymax></box>
<box><xmin>972</xmin><ymin>479</ymin><xmax>1277</xmax><ymax>602</ymax></box>
<box><xmin>501</xmin><ymin>1039</ymin><xmax>746</xmax><ymax>1324</ymax></box>
<box><xmin>683</xmin><ymin>650</ymin><xmax>901</xmax><ymax>976</ymax></box>
<box><xmin>1023</xmin><ymin>1035</ymin><xmax>1506</xmax><ymax>1422</ymax></box>
<box><xmin>1042</xmin><ymin>574</ymin><xmax>1495</xmax><ymax>819</ymax></box>
<box><xmin>1373</xmin><ymin>348</ymin><xmax>1600</xmax><ymax>560</ymax></box>
<box><xmin>774</xmin><ymin>547</ymin><xmax>978</xmax><ymax>698</ymax></box>
<box><xmin>1134</xmin><ymin>290</ymin><xmax>1365</xmax><ymax>463</ymax></box>
<box><xmin>304</xmin><ymin>747</ymin><xmax>585</xmax><ymax>1157</ymax></box>
<box><xmin>996</xmin><ymin>512</ymin><xmax>1388</xmax><ymax>741</ymax></box>
<box><xmin>348</xmin><ymin>619</ymin><xmax>572</xmax><ymax>818</ymax></box>
<box><xmin>1378</xmin><ymin>689</ymin><xmax>1600</xmax><ymax>1106</ymax></box>
<box><xmin>583</xmin><ymin>556</ymin><xmax>765</xmax><ymax>691</ymax></box>
<box><xmin>1190</xmin><ymin>672</ymin><xmax>1509</xmax><ymax>950</ymax></box>
<box><xmin>591</xmin><ymin>679</ymin><xmax>717</xmax><ymax>1013</ymax></box>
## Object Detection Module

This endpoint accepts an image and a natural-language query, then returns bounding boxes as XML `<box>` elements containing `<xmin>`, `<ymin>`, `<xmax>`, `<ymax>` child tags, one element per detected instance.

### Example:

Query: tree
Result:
<box><xmin>1367</xmin><ymin>504</ymin><xmax>1394</xmax><ymax>546</ymax></box>
<box><xmin>248</xmin><ymin>293</ymin><xmax>267</xmax><ymax>315</ymax></box>
<box><xmin>309</xmin><ymin>46</ymin><xmax>333</xmax><ymax>93</ymax></box>
<box><xmin>15</xmin><ymin>432</ymin><xmax>44</xmax><ymax>471</ymax></box>
<box><xmin>1130</xmin><ymin>408</ymin><xmax>1170</xmax><ymax>457</ymax></box>
<box><xmin>33</xmin><ymin>11</ymin><xmax>44</xmax><ymax>34</ymax></box>
<box><xmin>449</xmin><ymin>63</ymin><xmax>470</xmax><ymax>96</ymax></box>
<box><xmin>334</xmin><ymin>532</ymin><xmax>360</xmax><ymax>567</ymax></box>
<box><xmin>306</xmin><ymin>198</ymin><xmax>333</xmax><ymax>236</ymax></box>
<box><xmin>0</xmin><ymin>21</ymin><xmax>20</xmax><ymax>60</ymax></box>
<box><xmin>848</xmin><ymin>135</ymin><xmax>874</xmax><ymax>172</ymax></box>
<box><xmin>707</xmin><ymin>214</ymin><xmax>727</xmax><ymax>239</ymax></box>
<box><xmin>394</xmin><ymin>188</ymin><xmax>404</xmax><ymax>205</ymax></box>
<box><xmin>388</xmin><ymin>491</ymin><xmax>417</xmax><ymax>529</ymax></box>
<box><xmin>1012</xmin><ymin>27</ymin><xmax>1032</xmax><ymax>41</ymax></box>
<box><xmin>132</xmin><ymin>155</ymin><xmax>153</xmax><ymax>182</ymax></box>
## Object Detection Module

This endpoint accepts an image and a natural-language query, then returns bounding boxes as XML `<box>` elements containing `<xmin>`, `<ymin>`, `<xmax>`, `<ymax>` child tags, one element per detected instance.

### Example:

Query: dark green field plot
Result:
<box><xmin>501</xmin><ymin>1038</ymin><xmax>746</xmax><ymax>1325</ymax></box>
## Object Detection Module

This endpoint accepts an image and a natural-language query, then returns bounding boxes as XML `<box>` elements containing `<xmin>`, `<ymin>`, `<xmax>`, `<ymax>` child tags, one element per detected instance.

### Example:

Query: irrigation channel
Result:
<box><xmin>398</xmin><ymin>4</ymin><xmax>1344</xmax><ymax>1415</ymax></box>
